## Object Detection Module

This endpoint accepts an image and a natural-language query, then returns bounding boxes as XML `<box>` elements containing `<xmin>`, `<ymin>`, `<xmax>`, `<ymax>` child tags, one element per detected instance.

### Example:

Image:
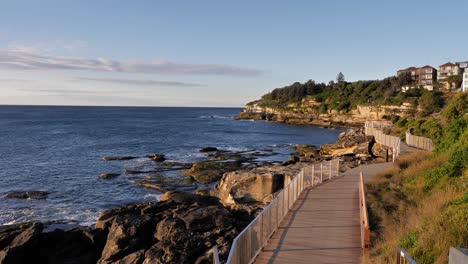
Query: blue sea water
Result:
<box><xmin>0</xmin><ymin>106</ymin><xmax>343</xmax><ymax>226</ymax></box>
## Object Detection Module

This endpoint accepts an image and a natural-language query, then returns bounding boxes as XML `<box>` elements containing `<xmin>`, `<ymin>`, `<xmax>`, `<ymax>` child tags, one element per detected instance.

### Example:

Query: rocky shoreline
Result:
<box><xmin>0</xmin><ymin>127</ymin><xmax>386</xmax><ymax>264</ymax></box>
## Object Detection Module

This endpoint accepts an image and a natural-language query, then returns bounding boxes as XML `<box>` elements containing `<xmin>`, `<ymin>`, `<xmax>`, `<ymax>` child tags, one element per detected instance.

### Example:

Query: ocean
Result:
<box><xmin>0</xmin><ymin>106</ymin><xmax>343</xmax><ymax>226</ymax></box>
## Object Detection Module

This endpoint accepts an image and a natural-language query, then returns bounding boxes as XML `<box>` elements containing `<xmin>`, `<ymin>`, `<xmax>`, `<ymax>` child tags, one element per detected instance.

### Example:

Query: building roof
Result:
<box><xmin>398</xmin><ymin>67</ymin><xmax>417</xmax><ymax>72</ymax></box>
<box><xmin>457</xmin><ymin>61</ymin><xmax>468</xmax><ymax>68</ymax></box>
<box><xmin>420</xmin><ymin>65</ymin><xmax>435</xmax><ymax>69</ymax></box>
<box><xmin>439</xmin><ymin>62</ymin><xmax>456</xmax><ymax>67</ymax></box>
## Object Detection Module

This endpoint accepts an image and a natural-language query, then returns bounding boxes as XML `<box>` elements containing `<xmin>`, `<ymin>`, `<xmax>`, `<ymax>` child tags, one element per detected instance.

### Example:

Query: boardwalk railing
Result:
<box><xmin>405</xmin><ymin>131</ymin><xmax>434</xmax><ymax>151</ymax></box>
<box><xmin>365</xmin><ymin>120</ymin><xmax>393</xmax><ymax>129</ymax></box>
<box><xmin>214</xmin><ymin>159</ymin><xmax>340</xmax><ymax>264</ymax></box>
<box><xmin>396</xmin><ymin>246</ymin><xmax>417</xmax><ymax>264</ymax></box>
<box><xmin>359</xmin><ymin>171</ymin><xmax>370</xmax><ymax>249</ymax></box>
<box><xmin>364</xmin><ymin>121</ymin><xmax>401</xmax><ymax>161</ymax></box>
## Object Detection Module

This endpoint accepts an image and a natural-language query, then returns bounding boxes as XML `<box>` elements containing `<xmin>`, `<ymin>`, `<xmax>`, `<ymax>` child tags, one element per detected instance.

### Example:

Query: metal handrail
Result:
<box><xmin>359</xmin><ymin>171</ymin><xmax>370</xmax><ymax>249</ymax></box>
<box><xmin>215</xmin><ymin>159</ymin><xmax>340</xmax><ymax>264</ymax></box>
<box><xmin>396</xmin><ymin>246</ymin><xmax>417</xmax><ymax>264</ymax></box>
<box><xmin>212</xmin><ymin>246</ymin><xmax>220</xmax><ymax>264</ymax></box>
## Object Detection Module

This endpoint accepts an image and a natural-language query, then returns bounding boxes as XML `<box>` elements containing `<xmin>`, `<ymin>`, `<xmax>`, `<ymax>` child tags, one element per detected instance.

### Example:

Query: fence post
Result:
<box><xmin>329</xmin><ymin>160</ymin><xmax>332</xmax><ymax>179</ymax></box>
<box><xmin>312</xmin><ymin>165</ymin><xmax>315</xmax><ymax>186</ymax></box>
<box><xmin>320</xmin><ymin>163</ymin><xmax>323</xmax><ymax>182</ymax></box>
<box><xmin>336</xmin><ymin>159</ymin><xmax>339</xmax><ymax>177</ymax></box>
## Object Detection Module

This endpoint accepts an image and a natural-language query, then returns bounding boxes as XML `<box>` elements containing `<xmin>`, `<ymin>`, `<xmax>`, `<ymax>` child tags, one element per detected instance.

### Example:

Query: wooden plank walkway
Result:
<box><xmin>254</xmin><ymin>162</ymin><xmax>393</xmax><ymax>264</ymax></box>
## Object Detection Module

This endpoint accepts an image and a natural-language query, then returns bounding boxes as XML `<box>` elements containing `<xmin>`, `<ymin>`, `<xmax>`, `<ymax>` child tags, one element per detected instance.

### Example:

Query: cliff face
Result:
<box><xmin>235</xmin><ymin>99</ymin><xmax>413</xmax><ymax>127</ymax></box>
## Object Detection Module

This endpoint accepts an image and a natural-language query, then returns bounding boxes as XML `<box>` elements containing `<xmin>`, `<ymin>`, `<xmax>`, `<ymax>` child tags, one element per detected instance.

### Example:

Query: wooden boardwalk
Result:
<box><xmin>254</xmin><ymin>162</ymin><xmax>393</xmax><ymax>264</ymax></box>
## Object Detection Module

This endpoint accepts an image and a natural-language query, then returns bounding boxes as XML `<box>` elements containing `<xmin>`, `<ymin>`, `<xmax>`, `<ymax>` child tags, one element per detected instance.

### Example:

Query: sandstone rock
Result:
<box><xmin>97</xmin><ymin>215</ymin><xmax>157</xmax><ymax>263</ymax></box>
<box><xmin>211</xmin><ymin>163</ymin><xmax>304</xmax><ymax>205</ymax></box>
<box><xmin>183</xmin><ymin>160</ymin><xmax>242</xmax><ymax>184</ymax></box>
<box><xmin>135</xmin><ymin>175</ymin><xmax>196</xmax><ymax>193</ymax></box>
<box><xmin>0</xmin><ymin>222</ymin><xmax>100</xmax><ymax>264</ymax></box>
<box><xmin>145</xmin><ymin>154</ymin><xmax>166</xmax><ymax>162</ymax></box>
<box><xmin>282</xmin><ymin>155</ymin><xmax>299</xmax><ymax>166</ymax></box>
<box><xmin>5</xmin><ymin>191</ymin><xmax>49</xmax><ymax>200</ymax></box>
<box><xmin>100</xmin><ymin>173</ymin><xmax>120</xmax><ymax>179</ymax></box>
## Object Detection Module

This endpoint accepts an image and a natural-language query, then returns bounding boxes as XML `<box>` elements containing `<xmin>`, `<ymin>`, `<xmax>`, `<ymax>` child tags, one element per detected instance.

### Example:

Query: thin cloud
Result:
<box><xmin>0</xmin><ymin>50</ymin><xmax>262</xmax><ymax>77</ymax></box>
<box><xmin>0</xmin><ymin>78</ymin><xmax>32</xmax><ymax>83</ymax></box>
<box><xmin>73</xmin><ymin>77</ymin><xmax>205</xmax><ymax>87</ymax></box>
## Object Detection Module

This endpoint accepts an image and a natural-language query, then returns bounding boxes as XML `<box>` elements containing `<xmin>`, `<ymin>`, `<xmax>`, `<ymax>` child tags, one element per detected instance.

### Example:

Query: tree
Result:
<box><xmin>444</xmin><ymin>75</ymin><xmax>463</xmax><ymax>91</ymax></box>
<box><xmin>397</xmin><ymin>72</ymin><xmax>413</xmax><ymax>86</ymax></box>
<box><xmin>336</xmin><ymin>72</ymin><xmax>345</xmax><ymax>83</ymax></box>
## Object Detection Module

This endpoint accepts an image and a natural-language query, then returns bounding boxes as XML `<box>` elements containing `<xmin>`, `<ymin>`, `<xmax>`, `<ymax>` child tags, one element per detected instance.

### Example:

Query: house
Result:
<box><xmin>464</xmin><ymin>69</ymin><xmax>468</xmax><ymax>92</ymax></box>
<box><xmin>437</xmin><ymin>62</ymin><xmax>462</xmax><ymax>90</ymax></box>
<box><xmin>397</xmin><ymin>65</ymin><xmax>437</xmax><ymax>91</ymax></box>
<box><xmin>459</xmin><ymin>62</ymin><xmax>468</xmax><ymax>92</ymax></box>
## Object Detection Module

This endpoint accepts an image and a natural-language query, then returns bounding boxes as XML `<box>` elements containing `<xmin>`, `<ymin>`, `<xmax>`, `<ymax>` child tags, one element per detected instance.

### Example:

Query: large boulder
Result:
<box><xmin>320</xmin><ymin>128</ymin><xmax>374</xmax><ymax>157</ymax></box>
<box><xmin>211</xmin><ymin>163</ymin><xmax>304</xmax><ymax>205</ymax></box>
<box><xmin>0</xmin><ymin>222</ymin><xmax>101</xmax><ymax>264</ymax></box>
<box><xmin>183</xmin><ymin>160</ymin><xmax>242</xmax><ymax>184</ymax></box>
<box><xmin>97</xmin><ymin>214</ymin><xmax>157</xmax><ymax>264</ymax></box>
<box><xmin>100</xmin><ymin>173</ymin><xmax>120</xmax><ymax>179</ymax></box>
<box><xmin>144</xmin><ymin>154</ymin><xmax>166</xmax><ymax>162</ymax></box>
<box><xmin>200</xmin><ymin>147</ymin><xmax>218</xmax><ymax>152</ymax></box>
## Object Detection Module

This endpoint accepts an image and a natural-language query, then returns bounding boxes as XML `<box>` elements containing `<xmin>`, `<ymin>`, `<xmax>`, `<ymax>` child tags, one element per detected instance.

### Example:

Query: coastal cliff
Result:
<box><xmin>235</xmin><ymin>75</ymin><xmax>444</xmax><ymax>127</ymax></box>
<box><xmin>236</xmin><ymin>98</ymin><xmax>414</xmax><ymax>127</ymax></box>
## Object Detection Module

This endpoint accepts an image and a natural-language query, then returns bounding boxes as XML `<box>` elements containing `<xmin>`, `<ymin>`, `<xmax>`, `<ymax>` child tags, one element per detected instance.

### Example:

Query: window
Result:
<box><xmin>426</xmin><ymin>69</ymin><xmax>432</xmax><ymax>73</ymax></box>
<box><xmin>427</xmin><ymin>80</ymin><xmax>432</xmax><ymax>84</ymax></box>
<box><xmin>426</xmin><ymin>74</ymin><xmax>432</xmax><ymax>79</ymax></box>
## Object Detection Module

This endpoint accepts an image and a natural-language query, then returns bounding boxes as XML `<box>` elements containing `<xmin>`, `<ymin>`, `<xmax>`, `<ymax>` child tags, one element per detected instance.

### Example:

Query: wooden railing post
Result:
<box><xmin>329</xmin><ymin>160</ymin><xmax>332</xmax><ymax>179</ymax></box>
<box><xmin>336</xmin><ymin>159</ymin><xmax>339</xmax><ymax>177</ymax></box>
<box><xmin>320</xmin><ymin>163</ymin><xmax>323</xmax><ymax>182</ymax></box>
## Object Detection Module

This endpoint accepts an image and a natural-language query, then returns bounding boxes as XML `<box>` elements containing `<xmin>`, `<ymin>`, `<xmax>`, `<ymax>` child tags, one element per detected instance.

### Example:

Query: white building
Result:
<box><xmin>460</xmin><ymin>62</ymin><xmax>468</xmax><ymax>92</ymax></box>
<box><xmin>463</xmin><ymin>68</ymin><xmax>468</xmax><ymax>92</ymax></box>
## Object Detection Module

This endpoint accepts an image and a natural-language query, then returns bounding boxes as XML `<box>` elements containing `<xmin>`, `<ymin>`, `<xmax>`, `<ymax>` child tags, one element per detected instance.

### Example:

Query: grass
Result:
<box><xmin>364</xmin><ymin>148</ymin><xmax>468</xmax><ymax>264</ymax></box>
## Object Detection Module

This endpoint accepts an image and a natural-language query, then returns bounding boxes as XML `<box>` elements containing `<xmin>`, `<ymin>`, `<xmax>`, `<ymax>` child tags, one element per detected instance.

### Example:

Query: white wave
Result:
<box><xmin>144</xmin><ymin>193</ymin><xmax>162</xmax><ymax>201</ymax></box>
<box><xmin>199</xmin><ymin>115</ymin><xmax>233</xmax><ymax>120</ymax></box>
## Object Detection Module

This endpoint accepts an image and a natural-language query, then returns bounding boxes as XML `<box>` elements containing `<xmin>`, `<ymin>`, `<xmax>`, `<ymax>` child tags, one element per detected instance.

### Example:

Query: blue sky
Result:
<box><xmin>1</xmin><ymin>0</ymin><xmax>467</xmax><ymax>107</ymax></box>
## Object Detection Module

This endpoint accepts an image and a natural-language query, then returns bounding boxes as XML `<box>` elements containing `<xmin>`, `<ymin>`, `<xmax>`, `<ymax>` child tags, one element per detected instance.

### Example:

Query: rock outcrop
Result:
<box><xmin>0</xmin><ymin>222</ymin><xmax>102</xmax><ymax>264</ymax></box>
<box><xmin>102</xmin><ymin>156</ymin><xmax>137</xmax><ymax>161</ymax></box>
<box><xmin>211</xmin><ymin>163</ymin><xmax>304</xmax><ymax>206</ymax></box>
<box><xmin>0</xmin><ymin>192</ymin><xmax>255</xmax><ymax>264</ymax></box>
<box><xmin>236</xmin><ymin>101</ymin><xmax>413</xmax><ymax>127</ymax></box>
<box><xmin>5</xmin><ymin>191</ymin><xmax>50</xmax><ymax>200</ymax></box>
<box><xmin>183</xmin><ymin>160</ymin><xmax>243</xmax><ymax>184</ymax></box>
<box><xmin>100</xmin><ymin>173</ymin><xmax>120</xmax><ymax>179</ymax></box>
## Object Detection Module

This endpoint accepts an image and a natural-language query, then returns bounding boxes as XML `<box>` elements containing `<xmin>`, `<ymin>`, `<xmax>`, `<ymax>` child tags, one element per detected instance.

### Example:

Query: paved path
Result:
<box><xmin>254</xmin><ymin>162</ymin><xmax>393</xmax><ymax>264</ymax></box>
<box><xmin>400</xmin><ymin>141</ymin><xmax>421</xmax><ymax>154</ymax></box>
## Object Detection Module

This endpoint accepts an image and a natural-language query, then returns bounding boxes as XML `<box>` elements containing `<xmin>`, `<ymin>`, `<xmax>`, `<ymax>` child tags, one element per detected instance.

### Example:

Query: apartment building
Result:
<box><xmin>397</xmin><ymin>65</ymin><xmax>437</xmax><ymax>91</ymax></box>
<box><xmin>438</xmin><ymin>62</ymin><xmax>462</xmax><ymax>90</ymax></box>
<box><xmin>438</xmin><ymin>62</ymin><xmax>461</xmax><ymax>79</ymax></box>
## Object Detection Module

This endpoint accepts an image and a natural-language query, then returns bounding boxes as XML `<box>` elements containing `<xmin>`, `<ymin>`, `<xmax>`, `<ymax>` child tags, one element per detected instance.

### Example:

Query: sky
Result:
<box><xmin>1</xmin><ymin>0</ymin><xmax>467</xmax><ymax>107</ymax></box>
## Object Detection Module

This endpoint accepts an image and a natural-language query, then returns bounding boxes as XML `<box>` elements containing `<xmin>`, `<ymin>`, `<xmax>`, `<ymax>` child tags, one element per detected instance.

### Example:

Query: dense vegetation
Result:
<box><xmin>364</xmin><ymin>93</ymin><xmax>468</xmax><ymax>264</ymax></box>
<box><xmin>256</xmin><ymin>73</ymin><xmax>444</xmax><ymax>115</ymax></box>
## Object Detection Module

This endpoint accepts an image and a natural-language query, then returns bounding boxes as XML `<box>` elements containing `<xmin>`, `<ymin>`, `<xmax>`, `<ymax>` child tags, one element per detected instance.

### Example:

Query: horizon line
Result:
<box><xmin>0</xmin><ymin>103</ymin><xmax>244</xmax><ymax>109</ymax></box>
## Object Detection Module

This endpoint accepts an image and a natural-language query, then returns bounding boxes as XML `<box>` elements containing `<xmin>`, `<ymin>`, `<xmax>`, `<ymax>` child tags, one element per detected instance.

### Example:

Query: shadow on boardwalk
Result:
<box><xmin>254</xmin><ymin>163</ymin><xmax>393</xmax><ymax>264</ymax></box>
